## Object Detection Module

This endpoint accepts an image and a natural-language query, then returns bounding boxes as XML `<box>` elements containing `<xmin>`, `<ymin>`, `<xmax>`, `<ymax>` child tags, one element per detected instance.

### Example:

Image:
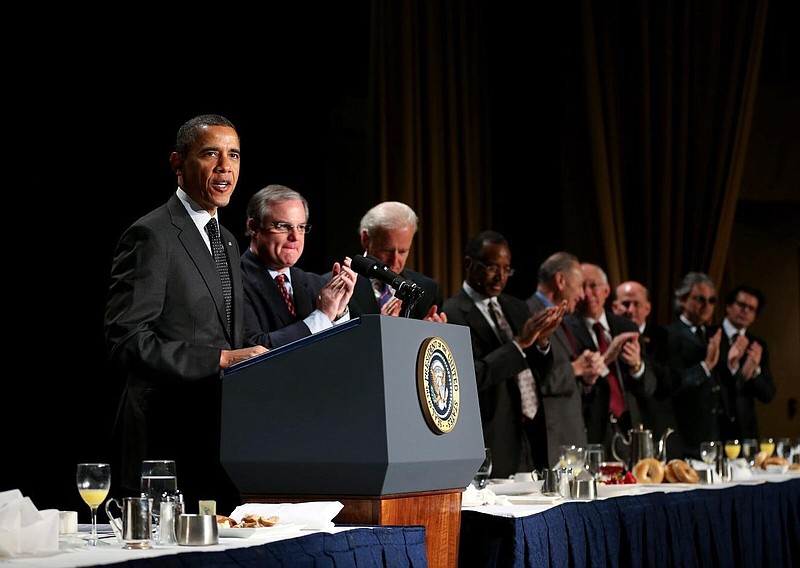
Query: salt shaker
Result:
<box><xmin>716</xmin><ymin>450</ymin><xmax>730</xmax><ymax>482</ymax></box>
<box><xmin>172</xmin><ymin>490</ymin><xmax>185</xmax><ymax>517</ymax></box>
<box><xmin>559</xmin><ymin>467</ymin><xmax>572</xmax><ymax>497</ymax></box>
<box><xmin>156</xmin><ymin>499</ymin><xmax>177</xmax><ymax>545</ymax></box>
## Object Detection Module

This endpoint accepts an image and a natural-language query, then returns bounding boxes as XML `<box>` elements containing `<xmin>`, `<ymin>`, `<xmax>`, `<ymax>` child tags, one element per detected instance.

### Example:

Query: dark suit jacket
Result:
<box><xmin>668</xmin><ymin>320</ymin><xmax>722</xmax><ymax>458</ymax></box>
<box><xmin>527</xmin><ymin>295</ymin><xmax>588</xmax><ymax>468</ymax></box>
<box><xmin>566</xmin><ymin>310</ymin><xmax>656</xmax><ymax>460</ymax></box>
<box><xmin>105</xmin><ymin>194</ymin><xmax>249</xmax><ymax>511</ymax></box>
<box><xmin>716</xmin><ymin>327</ymin><xmax>776</xmax><ymax>440</ymax></box>
<box><xmin>241</xmin><ymin>249</ymin><xmax>330</xmax><ymax>349</ymax></box>
<box><xmin>637</xmin><ymin>323</ymin><xmax>685</xmax><ymax>460</ymax></box>
<box><xmin>345</xmin><ymin>269</ymin><xmax>443</xmax><ymax>320</ymax></box>
<box><xmin>442</xmin><ymin>289</ymin><xmax>552</xmax><ymax>478</ymax></box>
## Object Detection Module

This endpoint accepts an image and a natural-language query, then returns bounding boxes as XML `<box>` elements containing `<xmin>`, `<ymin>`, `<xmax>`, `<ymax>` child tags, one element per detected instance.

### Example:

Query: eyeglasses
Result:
<box><xmin>474</xmin><ymin>260</ymin><xmax>515</xmax><ymax>277</ymax></box>
<box><xmin>690</xmin><ymin>295</ymin><xmax>716</xmax><ymax>305</ymax></box>
<box><xmin>266</xmin><ymin>222</ymin><xmax>312</xmax><ymax>234</ymax></box>
<box><xmin>734</xmin><ymin>300</ymin><xmax>758</xmax><ymax>312</ymax></box>
<box><xmin>619</xmin><ymin>300</ymin><xmax>642</xmax><ymax>308</ymax></box>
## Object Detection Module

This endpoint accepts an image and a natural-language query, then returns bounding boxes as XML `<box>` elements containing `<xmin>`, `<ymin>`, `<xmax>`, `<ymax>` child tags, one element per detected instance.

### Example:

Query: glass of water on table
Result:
<box><xmin>141</xmin><ymin>460</ymin><xmax>177</xmax><ymax>538</ymax></box>
<box><xmin>472</xmin><ymin>448</ymin><xmax>493</xmax><ymax>489</ymax></box>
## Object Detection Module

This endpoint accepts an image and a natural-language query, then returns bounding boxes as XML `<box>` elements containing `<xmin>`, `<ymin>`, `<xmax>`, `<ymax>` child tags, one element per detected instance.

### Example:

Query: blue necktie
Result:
<box><xmin>378</xmin><ymin>282</ymin><xmax>392</xmax><ymax>307</ymax></box>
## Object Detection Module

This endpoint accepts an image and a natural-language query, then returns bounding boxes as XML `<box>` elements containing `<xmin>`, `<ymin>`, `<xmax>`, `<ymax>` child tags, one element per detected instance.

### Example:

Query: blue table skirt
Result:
<box><xmin>94</xmin><ymin>526</ymin><xmax>428</xmax><ymax>568</ymax></box>
<box><xmin>460</xmin><ymin>479</ymin><xmax>800</xmax><ymax>567</ymax></box>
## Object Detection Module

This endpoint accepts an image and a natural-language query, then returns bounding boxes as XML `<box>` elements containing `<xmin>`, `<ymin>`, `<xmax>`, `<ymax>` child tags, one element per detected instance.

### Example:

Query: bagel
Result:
<box><xmin>633</xmin><ymin>458</ymin><xmax>665</xmax><ymax>483</ymax></box>
<box><xmin>667</xmin><ymin>459</ymin><xmax>699</xmax><ymax>483</ymax></box>
<box><xmin>663</xmin><ymin>461</ymin><xmax>678</xmax><ymax>483</ymax></box>
<box><xmin>763</xmin><ymin>456</ymin><xmax>788</xmax><ymax>468</ymax></box>
<box><xmin>754</xmin><ymin>450</ymin><xmax>770</xmax><ymax>469</ymax></box>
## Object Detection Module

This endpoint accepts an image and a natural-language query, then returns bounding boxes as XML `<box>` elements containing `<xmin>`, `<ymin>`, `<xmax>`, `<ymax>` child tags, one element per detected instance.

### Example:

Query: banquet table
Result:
<box><xmin>460</xmin><ymin>474</ymin><xmax>800</xmax><ymax>567</ymax></box>
<box><xmin>0</xmin><ymin>524</ymin><xmax>428</xmax><ymax>568</ymax></box>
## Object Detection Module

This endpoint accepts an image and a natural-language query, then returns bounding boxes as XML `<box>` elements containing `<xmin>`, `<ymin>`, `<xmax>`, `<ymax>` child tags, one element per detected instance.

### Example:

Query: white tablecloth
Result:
<box><xmin>462</xmin><ymin>469</ymin><xmax>799</xmax><ymax>519</ymax></box>
<box><xmin>0</xmin><ymin>523</ymin><xmax>358</xmax><ymax>567</ymax></box>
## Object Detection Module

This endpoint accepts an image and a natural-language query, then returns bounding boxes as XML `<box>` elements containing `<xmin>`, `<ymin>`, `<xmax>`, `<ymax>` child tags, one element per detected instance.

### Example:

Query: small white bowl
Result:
<box><xmin>764</xmin><ymin>464</ymin><xmax>788</xmax><ymax>474</ymax></box>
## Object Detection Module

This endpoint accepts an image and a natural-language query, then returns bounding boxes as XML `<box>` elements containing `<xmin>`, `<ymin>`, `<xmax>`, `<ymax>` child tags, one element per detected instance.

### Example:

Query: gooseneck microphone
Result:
<box><xmin>350</xmin><ymin>255</ymin><xmax>426</xmax><ymax>317</ymax></box>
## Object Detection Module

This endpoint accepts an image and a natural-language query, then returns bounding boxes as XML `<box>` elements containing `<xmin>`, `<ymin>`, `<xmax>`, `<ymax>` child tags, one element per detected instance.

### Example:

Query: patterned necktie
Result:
<box><xmin>275</xmin><ymin>273</ymin><xmax>297</xmax><ymax>317</ymax></box>
<box><xmin>377</xmin><ymin>281</ymin><xmax>392</xmax><ymax>308</ymax></box>
<box><xmin>205</xmin><ymin>218</ymin><xmax>231</xmax><ymax>331</ymax></box>
<box><xmin>593</xmin><ymin>322</ymin><xmax>625</xmax><ymax>418</ymax></box>
<box><xmin>489</xmin><ymin>299</ymin><xmax>539</xmax><ymax>419</ymax></box>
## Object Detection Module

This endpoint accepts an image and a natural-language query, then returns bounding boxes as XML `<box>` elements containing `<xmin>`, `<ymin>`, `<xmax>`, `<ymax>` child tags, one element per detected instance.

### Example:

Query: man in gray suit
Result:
<box><xmin>105</xmin><ymin>114</ymin><xmax>267</xmax><ymax>515</ymax></box>
<box><xmin>527</xmin><ymin>252</ymin><xmax>604</xmax><ymax>468</ymax></box>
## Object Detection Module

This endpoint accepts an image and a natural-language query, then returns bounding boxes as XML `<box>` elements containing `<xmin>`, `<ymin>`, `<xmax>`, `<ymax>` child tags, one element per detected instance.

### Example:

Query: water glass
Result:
<box><xmin>472</xmin><ymin>448</ymin><xmax>493</xmax><ymax>489</ymax></box>
<box><xmin>775</xmin><ymin>438</ymin><xmax>793</xmax><ymax>460</ymax></box>
<box><xmin>741</xmin><ymin>438</ymin><xmax>758</xmax><ymax>468</ymax></box>
<box><xmin>559</xmin><ymin>445</ymin><xmax>586</xmax><ymax>479</ymax></box>
<box><xmin>699</xmin><ymin>441</ymin><xmax>719</xmax><ymax>465</ymax></box>
<box><xmin>585</xmin><ymin>444</ymin><xmax>604</xmax><ymax>479</ymax></box>
<box><xmin>141</xmin><ymin>460</ymin><xmax>178</xmax><ymax>537</ymax></box>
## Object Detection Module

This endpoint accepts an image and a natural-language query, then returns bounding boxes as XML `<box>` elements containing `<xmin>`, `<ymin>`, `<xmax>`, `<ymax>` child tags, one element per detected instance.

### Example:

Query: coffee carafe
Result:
<box><xmin>612</xmin><ymin>423</ymin><xmax>674</xmax><ymax>470</ymax></box>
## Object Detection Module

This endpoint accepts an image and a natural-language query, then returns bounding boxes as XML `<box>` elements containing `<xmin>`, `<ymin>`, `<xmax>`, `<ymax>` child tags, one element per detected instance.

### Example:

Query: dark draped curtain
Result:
<box><xmin>371</xmin><ymin>0</ymin><xmax>768</xmax><ymax>321</ymax></box>
<box><xmin>370</xmin><ymin>0</ymin><xmax>491</xmax><ymax>297</ymax></box>
<box><xmin>562</xmin><ymin>0</ymin><xmax>769</xmax><ymax>323</ymax></box>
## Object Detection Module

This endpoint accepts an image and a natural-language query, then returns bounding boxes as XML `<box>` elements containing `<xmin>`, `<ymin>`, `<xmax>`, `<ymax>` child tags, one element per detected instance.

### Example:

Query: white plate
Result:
<box><xmin>596</xmin><ymin>483</ymin><xmax>639</xmax><ymax>497</ymax></box>
<box><xmin>219</xmin><ymin>523</ymin><xmax>304</xmax><ymax>538</ymax></box>
<box><xmin>487</xmin><ymin>480</ymin><xmax>544</xmax><ymax>495</ymax></box>
<box><xmin>506</xmin><ymin>494</ymin><xmax>563</xmax><ymax>505</ymax></box>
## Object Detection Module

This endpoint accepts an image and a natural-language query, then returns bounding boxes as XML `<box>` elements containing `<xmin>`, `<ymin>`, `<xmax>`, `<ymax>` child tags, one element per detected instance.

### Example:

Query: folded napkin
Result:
<box><xmin>461</xmin><ymin>485</ymin><xmax>512</xmax><ymax>506</ymax></box>
<box><xmin>0</xmin><ymin>489</ymin><xmax>58</xmax><ymax>558</ymax></box>
<box><xmin>688</xmin><ymin>459</ymin><xmax>712</xmax><ymax>470</ymax></box>
<box><xmin>730</xmin><ymin>465</ymin><xmax>754</xmax><ymax>480</ymax></box>
<box><xmin>229</xmin><ymin>501</ymin><xmax>343</xmax><ymax>531</ymax></box>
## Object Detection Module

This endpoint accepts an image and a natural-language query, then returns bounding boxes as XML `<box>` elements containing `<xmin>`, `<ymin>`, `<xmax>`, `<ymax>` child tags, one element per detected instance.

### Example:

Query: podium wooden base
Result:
<box><xmin>241</xmin><ymin>488</ymin><xmax>463</xmax><ymax>568</ymax></box>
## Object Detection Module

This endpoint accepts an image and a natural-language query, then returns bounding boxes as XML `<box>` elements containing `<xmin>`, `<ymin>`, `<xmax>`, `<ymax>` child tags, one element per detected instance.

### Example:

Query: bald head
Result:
<box><xmin>613</xmin><ymin>280</ymin><xmax>651</xmax><ymax>328</ymax></box>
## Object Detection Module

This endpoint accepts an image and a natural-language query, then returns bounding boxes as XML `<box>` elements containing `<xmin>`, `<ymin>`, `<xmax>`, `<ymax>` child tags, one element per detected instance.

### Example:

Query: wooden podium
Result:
<box><xmin>221</xmin><ymin>315</ymin><xmax>485</xmax><ymax>568</ymax></box>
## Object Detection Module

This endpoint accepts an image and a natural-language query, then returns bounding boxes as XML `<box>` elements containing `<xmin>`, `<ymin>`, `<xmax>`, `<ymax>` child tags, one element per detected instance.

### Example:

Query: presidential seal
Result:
<box><xmin>417</xmin><ymin>336</ymin><xmax>459</xmax><ymax>434</ymax></box>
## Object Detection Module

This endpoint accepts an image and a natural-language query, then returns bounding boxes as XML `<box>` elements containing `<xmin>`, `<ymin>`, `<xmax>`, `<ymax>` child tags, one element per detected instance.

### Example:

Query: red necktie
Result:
<box><xmin>275</xmin><ymin>274</ymin><xmax>296</xmax><ymax>317</ymax></box>
<box><xmin>593</xmin><ymin>322</ymin><xmax>624</xmax><ymax>418</ymax></box>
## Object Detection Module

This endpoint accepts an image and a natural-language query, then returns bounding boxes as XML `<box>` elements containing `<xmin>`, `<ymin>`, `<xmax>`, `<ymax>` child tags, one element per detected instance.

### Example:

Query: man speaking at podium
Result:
<box><xmin>105</xmin><ymin>114</ymin><xmax>267</xmax><ymax>515</ymax></box>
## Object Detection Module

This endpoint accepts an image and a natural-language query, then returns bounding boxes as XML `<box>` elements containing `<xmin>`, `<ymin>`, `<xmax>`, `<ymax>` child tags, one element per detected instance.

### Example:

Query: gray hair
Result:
<box><xmin>583</xmin><ymin>263</ymin><xmax>609</xmax><ymax>284</ymax></box>
<box><xmin>538</xmin><ymin>251</ymin><xmax>579</xmax><ymax>284</ymax></box>
<box><xmin>359</xmin><ymin>201</ymin><xmax>418</xmax><ymax>237</ymax></box>
<box><xmin>673</xmin><ymin>271</ymin><xmax>715</xmax><ymax>313</ymax></box>
<box><xmin>245</xmin><ymin>184</ymin><xmax>309</xmax><ymax>237</ymax></box>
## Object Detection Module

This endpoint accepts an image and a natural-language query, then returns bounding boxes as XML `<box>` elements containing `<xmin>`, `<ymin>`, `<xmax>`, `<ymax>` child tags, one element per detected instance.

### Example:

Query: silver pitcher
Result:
<box><xmin>540</xmin><ymin>467</ymin><xmax>571</xmax><ymax>497</ymax></box>
<box><xmin>612</xmin><ymin>424</ymin><xmax>674</xmax><ymax>470</ymax></box>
